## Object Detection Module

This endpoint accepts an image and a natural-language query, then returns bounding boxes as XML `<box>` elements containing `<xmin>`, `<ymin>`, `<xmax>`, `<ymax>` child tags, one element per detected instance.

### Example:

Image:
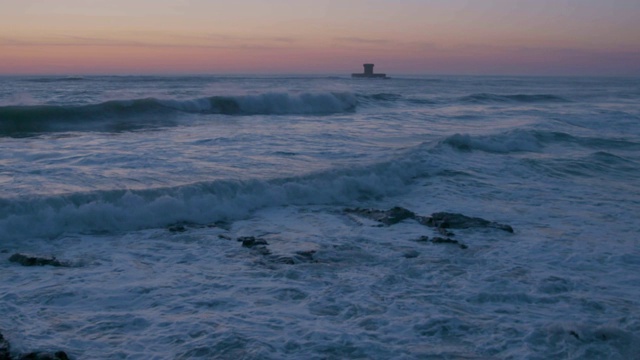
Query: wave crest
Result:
<box><xmin>0</xmin><ymin>92</ymin><xmax>357</xmax><ymax>136</ymax></box>
<box><xmin>460</xmin><ymin>93</ymin><xmax>569</xmax><ymax>104</ymax></box>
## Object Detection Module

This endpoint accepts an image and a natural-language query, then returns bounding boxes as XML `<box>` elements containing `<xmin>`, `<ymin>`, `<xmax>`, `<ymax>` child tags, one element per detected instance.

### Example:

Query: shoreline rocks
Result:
<box><xmin>8</xmin><ymin>254</ymin><xmax>70</xmax><ymax>267</ymax></box>
<box><xmin>344</xmin><ymin>206</ymin><xmax>513</xmax><ymax>250</ymax></box>
<box><xmin>345</xmin><ymin>207</ymin><xmax>513</xmax><ymax>233</ymax></box>
<box><xmin>0</xmin><ymin>332</ymin><xmax>69</xmax><ymax>360</ymax></box>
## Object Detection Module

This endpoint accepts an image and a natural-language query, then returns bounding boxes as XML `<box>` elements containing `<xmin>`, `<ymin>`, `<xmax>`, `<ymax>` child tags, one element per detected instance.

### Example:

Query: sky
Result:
<box><xmin>1</xmin><ymin>0</ymin><xmax>640</xmax><ymax>76</ymax></box>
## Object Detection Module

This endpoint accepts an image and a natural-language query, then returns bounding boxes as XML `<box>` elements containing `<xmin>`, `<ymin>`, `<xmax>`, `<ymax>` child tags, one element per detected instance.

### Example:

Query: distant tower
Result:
<box><xmin>363</xmin><ymin>64</ymin><xmax>374</xmax><ymax>76</ymax></box>
<box><xmin>352</xmin><ymin>63</ymin><xmax>388</xmax><ymax>78</ymax></box>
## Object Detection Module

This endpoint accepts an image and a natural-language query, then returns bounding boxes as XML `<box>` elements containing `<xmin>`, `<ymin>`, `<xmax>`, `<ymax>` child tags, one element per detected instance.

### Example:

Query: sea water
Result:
<box><xmin>0</xmin><ymin>75</ymin><xmax>639</xmax><ymax>359</ymax></box>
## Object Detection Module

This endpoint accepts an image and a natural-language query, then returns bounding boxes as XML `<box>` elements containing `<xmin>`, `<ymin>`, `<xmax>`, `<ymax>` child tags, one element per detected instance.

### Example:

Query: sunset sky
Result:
<box><xmin>1</xmin><ymin>0</ymin><xmax>640</xmax><ymax>76</ymax></box>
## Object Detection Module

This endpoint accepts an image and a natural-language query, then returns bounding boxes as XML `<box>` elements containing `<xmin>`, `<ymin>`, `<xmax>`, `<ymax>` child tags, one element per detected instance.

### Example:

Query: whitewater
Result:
<box><xmin>0</xmin><ymin>75</ymin><xmax>639</xmax><ymax>359</ymax></box>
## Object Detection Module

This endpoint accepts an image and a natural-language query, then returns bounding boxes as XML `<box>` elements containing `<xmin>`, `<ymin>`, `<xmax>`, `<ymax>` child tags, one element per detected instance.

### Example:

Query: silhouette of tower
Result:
<box><xmin>363</xmin><ymin>64</ymin><xmax>374</xmax><ymax>76</ymax></box>
<box><xmin>352</xmin><ymin>63</ymin><xmax>387</xmax><ymax>78</ymax></box>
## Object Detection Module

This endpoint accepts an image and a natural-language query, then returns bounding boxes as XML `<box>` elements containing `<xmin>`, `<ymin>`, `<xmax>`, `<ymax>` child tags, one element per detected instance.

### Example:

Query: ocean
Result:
<box><xmin>0</xmin><ymin>75</ymin><xmax>639</xmax><ymax>359</ymax></box>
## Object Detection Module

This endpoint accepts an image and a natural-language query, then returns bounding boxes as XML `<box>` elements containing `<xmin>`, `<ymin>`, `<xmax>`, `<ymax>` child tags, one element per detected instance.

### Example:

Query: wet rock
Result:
<box><xmin>8</xmin><ymin>254</ymin><xmax>70</xmax><ymax>267</ymax></box>
<box><xmin>1</xmin><ymin>332</ymin><xmax>10</xmax><ymax>360</ymax></box>
<box><xmin>431</xmin><ymin>237</ymin><xmax>468</xmax><ymax>249</ymax></box>
<box><xmin>168</xmin><ymin>224</ymin><xmax>187</xmax><ymax>233</ymax></box>
<box><xmin>424</xmin><ymin>212</ymin><xmax>513</xmax><ymax>233</ymax></box>
<box><xmin>344</xmin><ymin>206</ymin><xmax>416</xmax><ymax>226</ymax></box>
<box><xmin>19</xmin><ymin>352</ymin><xmax>69</xmax><ymax>360</ymax></box>
<box><xmin>345</xmin><ymin>207</ymin><xmax>513</xmax><ymax>233</ymax></box>
<box><xmin>414</xmin><ymin>236</ymin><xmax>467</xmax><ymax>249</ymax></box>
<box><xmin>238</xmin><ymin>237</ymin><xmax>269</xmax><ymax>248</ymax></box>
<box><xmin>218</xmin><ymin>234</ymin><xmax>233</xmax><ymax>241</ymax></box>
<box><xmin>0</xmin><ymin>332</ymin><xmax>69</xmax><ymax>360</ymax></box>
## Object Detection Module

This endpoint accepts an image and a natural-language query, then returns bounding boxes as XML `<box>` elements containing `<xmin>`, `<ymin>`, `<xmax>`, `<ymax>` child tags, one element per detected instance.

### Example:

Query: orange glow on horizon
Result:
<box><xmin>1</xmin><ymin>0</ymin><xmax>639</xmax><ymax>76</ymax></box>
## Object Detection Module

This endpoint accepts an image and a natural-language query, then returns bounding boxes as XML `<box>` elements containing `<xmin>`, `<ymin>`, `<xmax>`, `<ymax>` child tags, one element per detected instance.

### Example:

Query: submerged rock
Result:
<box><xmin>1</xmin><ymin>332</ymin><xmax>10</xmax><ymax>360</ymax></box>
<box><xmin>0</xmin><ymin>332</ymin><xmax>69</xmax><ymax>360</ymax></box>
<box><xmin>238</xmin><ymin>236</ymin><xmax>269</xmax><ymax>248</ymax></box>
<box><xmin>344</xmin><ymin>206</ymin><xmax>512</xmax><ymax>250</ymax></box>
<box><xmin>8</xmin><ymin>254</ymin><xmax>70</xmax><ymax>267</ymax></box>
<box><xmin>421</xmin><ymin>212</ymin><xmax>513</xmax><ymax>233</ymax></box>
<box><xmin>167</xmin><ymin>224</ymin><xmax>187</xmax><ymax>233</ymax></box>
<box><xmin>19</xmin><ymin>352</ymin><xmax>69</xmax><ymax>360</ymax></box>
<box><xmin>414</xmin><ymin>235</ymin><xmax>467</xmax><ymax>249</ymax></box>
<box><xmin>344</xmin><ymin>206</ymin><xmax>416</xmax><ymax>226</ymax></box>
<box><xmin>344</xmin><ymin>207</ymin><xmax>512</xmax><ymax>233</ymax></box>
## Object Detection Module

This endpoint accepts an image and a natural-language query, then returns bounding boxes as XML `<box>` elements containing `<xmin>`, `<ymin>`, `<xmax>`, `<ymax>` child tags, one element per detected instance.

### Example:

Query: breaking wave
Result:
<box><xmin>0</xmin><ymin>92</ymin><xmax>357</xmax><ymax>136</ymax></box>
<box><xmin>0</xmin><ymin>156</ymin><xmax>422</xmax><ymax>240</ymax></box>
<box><xmin>442</xmin><ymin>129</ymin><xmax>640</xmax><ymax>154</ymax></box>
<box><xmin>460</xmin><ymin>93</ymin><xmax>569</xmax><ymax>104</ymax></box>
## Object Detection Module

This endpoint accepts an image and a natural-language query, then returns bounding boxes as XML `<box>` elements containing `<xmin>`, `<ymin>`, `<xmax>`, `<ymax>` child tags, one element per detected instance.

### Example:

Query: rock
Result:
<box><xmin>238</xmin><ymin>237</ymin><xmax>269</xmax><ymax>248</ymax></box>
<box><xmin>0</xmin><ymin>332</ymin><xmax>10</xmax><ymax>360</ymax></box>
<box><xmin>414</xmin><ymin>236</ymin><xmax>468</xmax><ymax>249</ymax></box>
<box><xmin>345</xmin><ymin>207</ymin><xmax>513</xmax><ymax>233</ymax></box>
<box><xmin>218</xmin><ymin>234</ymin><xmax>233</xmax><ymax>241</ymax></box>
<box><xmin>8</xmin><ymin>254</ymin><xmax>70</xmax><ymax>267</ymax></box>
<box><xmin>344</xmin><ymin>206</ymin><xmax>416</xmax><ymax>226</ymax></box>
<box><xmin>19</xmin><ymin>352</ymin><xmax>69</xmax><ymax>360</ymax></box>
<box><xmin>168</xmin><ymin>224</ymin><xmax>187</xmax><ymax>233</ymax></box>
<box><xmin>430</xmin><ymin>237</ymin><xmax>468</xmax><ymax>249</ymax></box>
<box><xmin>0</xmin><ymin>332</ymin><xmax>69</xmax><ymax>360</ymax></box>
<box><xmin>422</xmin><ymin>212</ymin><xmax>513</xmax><ymax>233</ymax></box>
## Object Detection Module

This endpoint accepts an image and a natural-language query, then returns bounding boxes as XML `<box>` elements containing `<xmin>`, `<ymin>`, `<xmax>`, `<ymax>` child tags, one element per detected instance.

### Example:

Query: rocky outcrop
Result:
<box><xmin>238</xmin><ymin>236</ymin><xmax>269</xmax><ymax>248</ymax></box>
<box><xmin>418</xmin><ymin>212</ymin><xmax>514</xmax><ymax>233</ymax></box>
<box><xmin>236</xmin><ymin>236</ymin><xmax>317</xmax><ymax>264</ymax></box>
<box><xmin>0</xmin><ymin>332</ymin><xmax>69</xmax><ymax>360</ymax></box>
<box><xmin>1</xmin><ymin>332</ymin><xmax>10</xmax><ymax>360</ymax></box>
<box><xmin>344</xmin><ymin>206</ymin><xmax>416</xmax><ymax>226</ymax></box>
<box><xmin>344</xmin><ymin>207</ymin><xmax>513</xmax><ymax>249</ymax></box>
<box><xmin>415</xmin><ymin>235</ymin><xmax>468</xmax><ymax>249</ymax></box>
<box><xmin>8</xmin><ymin>254</ymin><xmax>70</xmax><ymax>267</ymax></box>
<box><xmin>19</xmin><ymin>352</ymin><xmax>69</xmax><ymax>360</ymax></box>
<box><xmin>344</xmin><ymin>207</ymin><xmax>513</xmax><ymax>233</ymax></box>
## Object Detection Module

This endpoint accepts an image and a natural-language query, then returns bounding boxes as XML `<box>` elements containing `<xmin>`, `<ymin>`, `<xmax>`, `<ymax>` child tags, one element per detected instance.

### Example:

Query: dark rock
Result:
<box><xmin>218</xmin><ymin>234</ymin><xmax>233</xmax><ymax>241</ymax></box>
<box><xmin>436</xmin><ymin>227</ymin><xmax>454</xmax><ymax>237</ymax></box>
<box><xmin>19</xmin><ymin>351</ymin><xmax>69</xmax><ymax>360</ymax></box>
<box><xmin>168</xmin><ymin>224</ymin><xmax>187</xmax><ymax>233</ymax></box>
<box><xmin>238</xmin><ymin>237</ymin><xmax>269</xmax><ymax>248</ymax></box>
<box><xmin>569</xmin><ymin>330</ymin><xmax>580</xmax><ymax>340</ymax></box>
<box><xmin>431</xmin><ymin>237</ymin><xmax>468</xmax><ymax>249</ymax></box>
<box><xmin>346</xmin><ymin>207</ymin><xmax>513</xmax><ymax>233</ymax></box>
<box><xmin>425</xmin><ymin>212</ymin><xmax>513</xmax><ymax>233</ymax></box>
<box><xmin>415</xmin><ymin>236</ymin><xmax>468</xmax><ymax>249</ymax></box>
<box><xmin>9</xmin><ymin>254</ymin><xmax>70</xmax><ymax>267</ymax></box>
<box><xmin>344</xmin><ymin>206</ymin><xmax>416</xmax><ymax>226</ymax></box>
<box><xmin>0</xmin><ymin>332</ymin><xmax>10</xmax><ymax>360</ymax></box>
